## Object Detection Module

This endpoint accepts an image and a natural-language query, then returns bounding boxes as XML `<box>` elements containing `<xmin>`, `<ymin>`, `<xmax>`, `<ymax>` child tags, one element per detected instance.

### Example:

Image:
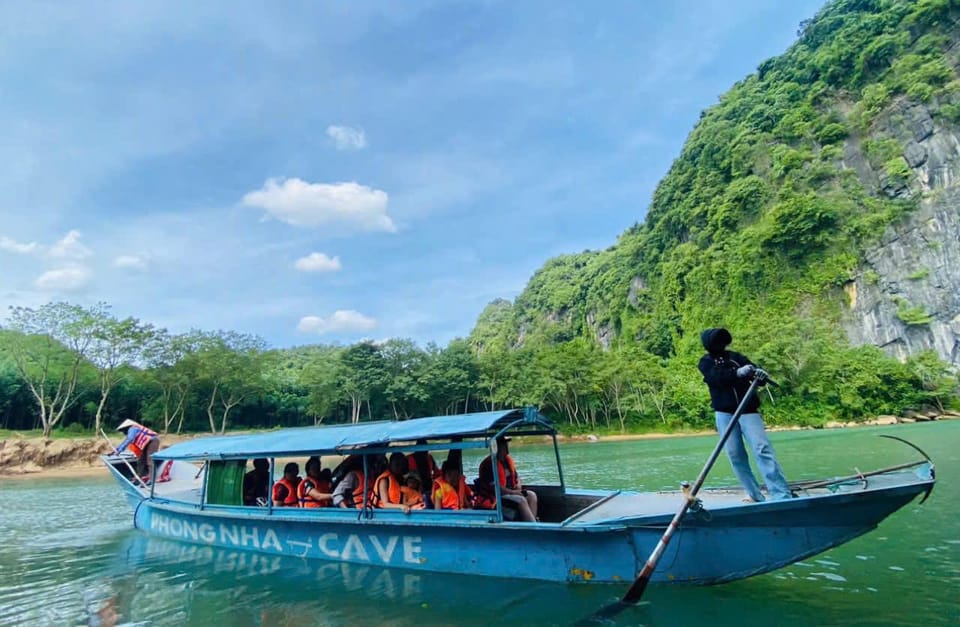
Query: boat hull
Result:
<box><xmin>122</xmin><ymin>465</ymin><xmax>933</xmax><ymax>585</ymax></box>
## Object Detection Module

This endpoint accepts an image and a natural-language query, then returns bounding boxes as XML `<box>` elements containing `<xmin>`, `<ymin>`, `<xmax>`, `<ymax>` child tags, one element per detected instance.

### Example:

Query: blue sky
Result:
<box><xmin>0</xmin><ymin>0</ymin><xmax>826</xmax><ymax>347</ymax></box>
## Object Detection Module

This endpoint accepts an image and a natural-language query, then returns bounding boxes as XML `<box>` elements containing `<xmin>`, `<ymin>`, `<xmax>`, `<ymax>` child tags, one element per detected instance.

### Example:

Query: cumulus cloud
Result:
<box><xmin>114</xmin><ymin>255</ymin><xmax>148</xmax><ymax>270</ymax></box>
<box><xmin>326</xmin><ymin>125</ymin><xmax>367</xmax><ymax>151</ymax></box>
<box><xmin>0</xmin><ymin>235</ymin><xmax>39</xmax><ymax>254</ymax></box>
<box><xmin>297</xmin><ymin>310</ymin><xmax>377</xmax><ymax>335</ymax></box>
<box><xmin>48</xmin><ymin>229</ymin><xmax>92</xmax><ymax>259</ymax></box>
<box><xmin>34</xmin><ymin>265</ymin><xmax>92</xmax><ymax>291</ymax></box>
<box><xmin>293</xmin><ymin>252</ymin><xmax>341</xmax><ymax>273</ymax></box>
<box><xmin>242</xmin><ymin>177</ymin><xmax>396</xmax><ymax>232</ymax></box>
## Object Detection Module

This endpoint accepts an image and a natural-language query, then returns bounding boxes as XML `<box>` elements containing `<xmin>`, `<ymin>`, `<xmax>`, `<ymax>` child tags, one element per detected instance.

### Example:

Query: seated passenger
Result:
<box><xmin>370</xmin><ymin>452</ymin><xmax>425</xmax><ymax>514</ymax></box>
<box><xmin>477</xmin><ymin>436</ymin><xmax>538</xmax><ymax>522</ymax></box>
<box><xmin>407</xmin><ymin>440</ymin><xmax>439</xmax><ymax>505</ymax></box>
<box><xmin>432</xmin><ymin>459</ymin><xmax>474</xmax><ymax>511</ymax></box>
<box><xmin>243</xmin><ymin>458</ymin><xmax>270</xmax><ymax>506</ymax></box>
<box><xmin>298</xmin><ymin>456</ymin><xmax>333</xmax><ymax>507</ymax></box>
<box><xmin>332</xmin><ymin>456</ymin><xmax>366</xmax><ymax>509</ymax></box>
<box><xmin>401</xmin><ymin>473</ymin><xmax>425</xmax><ymax>508</ymax></box>
<box><xmin>272</xmin><ymin>462</ymin><xmax>301</xmax><ymax>507</ymax></box>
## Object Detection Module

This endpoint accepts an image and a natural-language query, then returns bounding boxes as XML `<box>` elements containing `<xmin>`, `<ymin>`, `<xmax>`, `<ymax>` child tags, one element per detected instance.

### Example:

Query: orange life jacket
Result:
<box><xmin>128</xmin><ymin>426</ymin><xmax>158</xmax><ymax>457</ymax></box>
<box><xmin>297</xmin><ymin>475</ymin><xmax>332</xmax><ymax>507</ymax></box>
<box><xmin>433</xmin><ymin>476</ymin><xmax>473</xmax><ymax>510</ymax></box>
<box><xmin>369</xmin><ymin>469</ymin><xmax>402</xmax><ymax>507</ymax></box>
<box><xmin>343</xmin><ymin>470</ymin><xmax>366</xmax><ymax>509</ymax></box>
<box><xmin>400</xmin><ymin>485</ymin><xmax>424</xmax><ymax>507</ymax></box>
<box><xmin>272</xmin><ymin>477</ymin><xmax>300</xmax><ymax>507</ymax></box>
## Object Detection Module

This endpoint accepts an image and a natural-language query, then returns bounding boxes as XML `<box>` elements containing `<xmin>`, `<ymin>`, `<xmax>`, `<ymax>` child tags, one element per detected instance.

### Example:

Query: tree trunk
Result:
<box><xmin>207</xmin><ymin>382</ymin><xmax>220</xmax><ymax>433</ymax></box>
<box><xmin>94</xmin><ymin>378</ymin><xmax>112</xmax><ymax>436</ymax></box>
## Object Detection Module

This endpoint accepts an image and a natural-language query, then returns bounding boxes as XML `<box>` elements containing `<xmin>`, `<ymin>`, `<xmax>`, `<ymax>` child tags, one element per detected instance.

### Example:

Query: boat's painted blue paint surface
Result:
<box><xmin>112</xmin><ymin>464</ymin><xmax>935</xmax><ymax>585</ymax></box>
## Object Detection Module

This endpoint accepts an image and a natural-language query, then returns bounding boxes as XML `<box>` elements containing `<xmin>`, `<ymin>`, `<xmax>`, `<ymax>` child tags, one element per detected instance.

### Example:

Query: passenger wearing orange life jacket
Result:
<box><xmin>477</xmin><ymin>436</ymin><xmax>538</xmax><ymax>522</ymax></box>
<box><xmin>432</xmin><ymin>460</ymin><xmax>473</xmax><ymax>510</ymax></box>
<box><xmin>115</xmin><ymin>419</ymin><xmax>160</xmax><ymax>481</ymax></box>
<box><xmin>370</xmin><ymin>452</ymin><xmax>424</xmax><ymax>514</ymax></box>
<box><xmin>333</xmin><ymin>456</ymin><xmax>367</xmax><ymax>509</ymax></box>
<box><xmin>298</xmin><ymin>456</ymin><xmax>333</xmax><ymax>507</ymax></box>
<box><xmin>407</xmin><ymin>440</ymin><xmax>439</xmax><ymax>501</ymax></box>
<box><xmin>272</xmin><ymin>462</ymin><xmax>301</xmax><ymax>507</ymax></box>
<box><xmin>401</xmin><ymin>473</ymin><xmax>425</xmax><ymax>508</ymax></box>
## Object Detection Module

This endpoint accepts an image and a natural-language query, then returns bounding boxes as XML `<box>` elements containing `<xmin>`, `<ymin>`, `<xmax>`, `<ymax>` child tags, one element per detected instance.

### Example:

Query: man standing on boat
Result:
<box><xmin>115</xmin><ymin>419</ymin><xmax>160</xmax><ymax>482</ymax></box>
<box><xmin>698</xmin><ymin>328</ymin><xmax>792</xmax><ymax>502</ymax></box>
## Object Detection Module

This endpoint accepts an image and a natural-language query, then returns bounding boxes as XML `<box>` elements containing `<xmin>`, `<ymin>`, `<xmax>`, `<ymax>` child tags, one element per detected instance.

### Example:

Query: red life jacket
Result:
<box><xmin>128</xmin><ymin>426</ymin><xmax>158</xmax><ymax>457</ymax></box>
<box><xmin>369</xmin><ymin>470</ymin><xmax>402</xmax><ymax>508</ymax></box>
<box><xmin>475</xmin><ymin>455</ymin><xmax>519</xmax><ymax>509</ymax></box>
<box><xmin>298</xmin><ymin>476</ymin><xmax>332</xmax><ymax>507</ymax></box>
<box><xmin>479</xmin><ymin>454</ymin><xmax>519</xmax><ymax>489</ymax></box>
<box><xmin>272</xmin><ymin>477</ymin><xmax>300</xmax><ymax>506</ymax></box>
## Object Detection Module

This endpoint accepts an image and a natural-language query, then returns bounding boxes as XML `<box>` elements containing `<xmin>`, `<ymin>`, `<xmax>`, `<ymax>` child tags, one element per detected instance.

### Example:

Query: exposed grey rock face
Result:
<box><xmin>841</xmin><ymin>102</ymin><xmax>960</xmax><ymax>368</ymax></box>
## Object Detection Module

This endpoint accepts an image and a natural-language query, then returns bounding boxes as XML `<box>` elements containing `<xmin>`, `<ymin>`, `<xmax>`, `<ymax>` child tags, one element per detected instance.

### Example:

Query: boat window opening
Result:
<box><xmin>206</xmin><ymin>459</ymin><xmax>246</xmax><ymax>506</ymax></box>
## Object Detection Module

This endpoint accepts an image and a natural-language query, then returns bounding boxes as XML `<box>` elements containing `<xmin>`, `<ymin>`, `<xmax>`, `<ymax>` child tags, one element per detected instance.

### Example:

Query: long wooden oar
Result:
<box><xmin>582</xmin><ymin>372</ymin><xmax>767</xmax><ymax>623</ymax></box>
<box><xmin>99</xmin><ymin>428</ymin><xmax>147</xmax><ymax>488</ymax></box>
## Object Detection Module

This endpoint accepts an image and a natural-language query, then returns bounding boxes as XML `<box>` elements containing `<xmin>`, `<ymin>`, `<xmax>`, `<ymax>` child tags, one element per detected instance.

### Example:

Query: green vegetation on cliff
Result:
<box><xmin>471</xmin><ymin>0</ymin><xmax>960</xmax><ymax>427</ymax></box>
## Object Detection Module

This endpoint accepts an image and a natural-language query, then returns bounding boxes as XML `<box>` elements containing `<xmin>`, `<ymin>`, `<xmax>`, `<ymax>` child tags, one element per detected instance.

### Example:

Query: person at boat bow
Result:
<box><xmin>477</xmin><ymin>436</ymin><xmax>538</xmax><ymax>521</ymax></box>
<box><xmin>115</xmin><ymin>419</ymin><xmax>160</xmax><ymax>482</ymax></box>
<box><xmin>298</xmin><ymin>456</ymin><xmax>333</xmax><ymax>507</ymax></box>
<box><xmin>698</xmin><ymin>327</ymin><xmax>792</xmax><ymax>502</ymax></box>
<box><xmin>272</xmin><ymin>462</ymin><xmax>301</xmax><ymax>507</ymax></box>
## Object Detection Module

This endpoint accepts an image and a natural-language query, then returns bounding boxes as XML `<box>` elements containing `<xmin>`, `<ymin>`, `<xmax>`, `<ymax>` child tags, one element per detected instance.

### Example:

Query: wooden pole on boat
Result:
<box><xmin>582</xmin><ymin>372</ymin><xmax>768</xmax><ymax>623</ymax></box>
<box><xmin>99</xmin><ymin>428</ymin><xmax>147</xmax><ymax>488</ymax></box>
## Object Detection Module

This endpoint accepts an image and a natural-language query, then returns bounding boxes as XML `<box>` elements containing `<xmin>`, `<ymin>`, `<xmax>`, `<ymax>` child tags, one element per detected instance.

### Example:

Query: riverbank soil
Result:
<box><xmin>0</xmin><ymin>433</ymin><xmax>196</xmax><ymax>479</ymax></box>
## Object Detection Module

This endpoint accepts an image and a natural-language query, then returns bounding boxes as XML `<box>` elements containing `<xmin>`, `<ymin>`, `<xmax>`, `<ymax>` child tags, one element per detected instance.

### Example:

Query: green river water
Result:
<box><xmin>1</xmin><ymin>421</ymin><xmax>957</xmax><ymax>626</ymax></box>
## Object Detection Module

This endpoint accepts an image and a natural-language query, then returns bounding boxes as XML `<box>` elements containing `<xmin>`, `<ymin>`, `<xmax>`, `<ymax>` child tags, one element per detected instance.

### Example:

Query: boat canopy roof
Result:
<box><xmin>154</xmin><ymin>408</ymin><xmax>553</xmax><ymax>461</ymax></box>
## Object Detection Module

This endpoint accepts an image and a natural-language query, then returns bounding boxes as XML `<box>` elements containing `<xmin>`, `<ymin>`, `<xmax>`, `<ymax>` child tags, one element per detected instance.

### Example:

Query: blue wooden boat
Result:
<box><xmin>103</xmin><ymin>408</ymin><xmax>935</xmax><ymax>585</ymax></box>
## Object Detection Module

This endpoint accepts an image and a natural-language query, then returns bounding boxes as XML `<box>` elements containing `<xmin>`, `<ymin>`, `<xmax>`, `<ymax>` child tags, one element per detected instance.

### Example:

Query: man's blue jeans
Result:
<box><xmin>715</xmin><ymin>412</ymin><xmax>792</xmax><ymax>501</ymax></box>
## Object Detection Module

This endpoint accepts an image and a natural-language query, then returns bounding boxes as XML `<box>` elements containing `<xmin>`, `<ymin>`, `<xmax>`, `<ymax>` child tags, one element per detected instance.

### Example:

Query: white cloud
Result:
<box><xmin>34</xmin><ymin>265</ymin><xmax>92</xmax><ymax>291</ymax></box>
<box><xmin>48</xmin><ymin>229</ymin><xmax>92</xmax><ymax>259</ymax></box>
<box><xmin>297</xmin><ymin>310</ymin><xmax>377</xmax><ymax>335</ymax></box>
<box><xmin>114</xmin><ymin>254</ymin><xmax>148</xmax><ymax>270</ymax></box>
<box><xmin>326</xmin><ymin>125</ymin><xmax>367</xmax><ymax>151</ymax></box>
<box><xmin>242</xmin><ymin>177</ymin><xmax>396</xmax><ymax>232</ymax></box>
<box><xmin>293</xmin><ymin>252</ymin><xmax>341</xmax><ymax>273</ymax></box>
<box><xmin>0</xmin><ymin>235</ymin><xmax>39</xmax><ymax>254</ymax></box>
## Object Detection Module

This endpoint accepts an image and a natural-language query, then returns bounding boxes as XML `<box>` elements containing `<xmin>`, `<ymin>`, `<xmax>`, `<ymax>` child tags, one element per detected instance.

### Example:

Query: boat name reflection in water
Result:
<box><xmin>149</xmin><ymin>513</ymin><xmax>424</xmax><ymax>564</ymax></box>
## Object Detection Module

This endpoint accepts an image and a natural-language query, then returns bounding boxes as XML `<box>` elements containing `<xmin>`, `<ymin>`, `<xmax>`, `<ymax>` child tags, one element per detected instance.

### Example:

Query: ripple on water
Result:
<box><xmin>812</xmin><ymin>572</ymin><xmax>847</xmax><ymax>582</ymax></box>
